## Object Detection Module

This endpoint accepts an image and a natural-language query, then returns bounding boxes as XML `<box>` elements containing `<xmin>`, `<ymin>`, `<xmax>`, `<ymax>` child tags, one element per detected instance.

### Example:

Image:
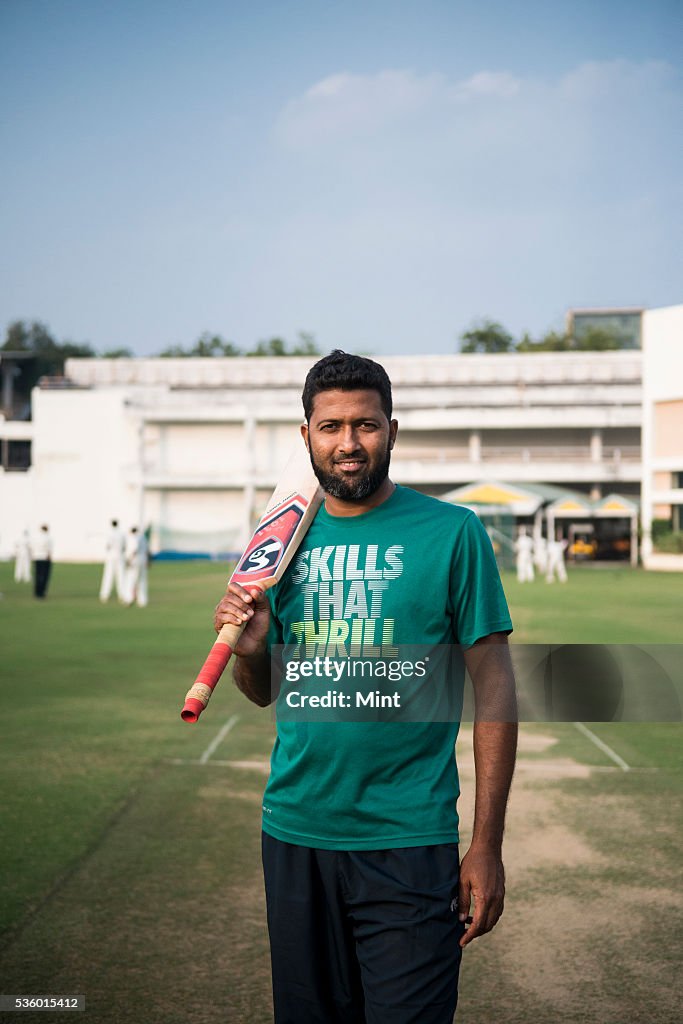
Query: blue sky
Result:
<box><xmin>1</xmin><ymin>0</ymin><xmax>681</xmax><ymax>356</ymax></box>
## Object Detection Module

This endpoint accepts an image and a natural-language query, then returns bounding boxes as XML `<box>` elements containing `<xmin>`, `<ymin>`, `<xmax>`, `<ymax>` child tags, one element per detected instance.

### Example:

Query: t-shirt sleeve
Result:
<box><xmin>449</xmin><ymin>512</ymin><xmax>513</xmax><ymax>648</ymax></box>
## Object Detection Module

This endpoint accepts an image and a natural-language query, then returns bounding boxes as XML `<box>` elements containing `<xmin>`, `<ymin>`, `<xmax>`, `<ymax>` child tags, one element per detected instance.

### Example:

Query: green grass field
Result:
<box><xmin>0</xmin><ymin>562</ymin><xmax>681</xmax><ymax>1023</ymax></box>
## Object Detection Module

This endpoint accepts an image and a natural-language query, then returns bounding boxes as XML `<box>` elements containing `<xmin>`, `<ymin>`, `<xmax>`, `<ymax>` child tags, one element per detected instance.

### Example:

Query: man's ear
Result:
<box><xmin>301</xmin><ymin>421</ymin><xmax>309</xmax><ymax>451</ymax></box>
<box><xmin>389</xmin><ymin>418</ymin><xmax>398</xmax><ymax>450</ymax></box>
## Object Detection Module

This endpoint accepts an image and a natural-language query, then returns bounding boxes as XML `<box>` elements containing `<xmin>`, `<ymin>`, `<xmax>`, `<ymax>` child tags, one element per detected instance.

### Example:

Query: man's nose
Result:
<box><xmin>338</xmin><ymin>425</ymin><xmax>360</xmax><ymax>451</ymax></box>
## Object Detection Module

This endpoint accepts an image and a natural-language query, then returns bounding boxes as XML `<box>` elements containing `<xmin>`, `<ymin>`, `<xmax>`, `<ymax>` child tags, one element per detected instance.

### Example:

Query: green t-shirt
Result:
<box><xmin>261</xmin><ymin>485</ymin><xmax>512</xmax><ymax>850</ymax></box>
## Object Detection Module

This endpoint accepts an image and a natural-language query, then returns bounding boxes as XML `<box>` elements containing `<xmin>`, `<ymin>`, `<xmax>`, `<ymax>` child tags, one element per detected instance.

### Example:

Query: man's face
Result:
<box><xmin>303</xmin><ymin>389</ymin><xmax>398</xmax><ymax>502</ymax></box>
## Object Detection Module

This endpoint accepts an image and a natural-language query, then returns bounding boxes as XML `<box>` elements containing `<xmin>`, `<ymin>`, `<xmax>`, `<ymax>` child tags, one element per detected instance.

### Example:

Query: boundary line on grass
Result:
<box><xmin>164</xmin><ymin>758</ymin><xmax>270</xmax><ymax>771</ymax></box>
<box><xmin>573</xmin><ymin>722</ymin><xmax>631</xmax><ymax>772</ymax></box>
<box><xmin>199</xmin><ymin>714</ymin><xmax>240</xmax><ymax>764</ymax></box>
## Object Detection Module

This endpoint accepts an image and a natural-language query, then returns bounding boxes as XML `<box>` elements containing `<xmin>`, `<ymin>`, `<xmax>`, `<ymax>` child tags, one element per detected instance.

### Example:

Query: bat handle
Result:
<box><xmin>181</xmin><ymin>620</ymin><xmax>244</xmax><ymax>723</ymax></box>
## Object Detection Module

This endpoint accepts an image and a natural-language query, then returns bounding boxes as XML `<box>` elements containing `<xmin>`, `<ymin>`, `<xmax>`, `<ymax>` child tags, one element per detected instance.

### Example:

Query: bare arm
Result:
<box><xmin>458</xmin><ymin>633</ymin><xmax>518</xmax><ymax>947</ymax></box>
<box><xmin>214</xmin><ymin>583</ymin><xmax>274</xmax><ymax>707</ymax></box>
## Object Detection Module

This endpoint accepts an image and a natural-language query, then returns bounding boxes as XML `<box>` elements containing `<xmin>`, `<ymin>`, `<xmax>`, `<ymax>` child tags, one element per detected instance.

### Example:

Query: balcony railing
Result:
<box><xmin>394</xmin><ymin>445</ymin><xmax>640</xmax><ymax>463</ymax></box>
<box><xmin>394</xmin><ymin>446</ymin><xmax>470</xmax><ymax>461</ymax></box>
<box><xmin>133</xmin><ymin>445</ymin><xmax>641</xmax><ymax>487</ymax></box>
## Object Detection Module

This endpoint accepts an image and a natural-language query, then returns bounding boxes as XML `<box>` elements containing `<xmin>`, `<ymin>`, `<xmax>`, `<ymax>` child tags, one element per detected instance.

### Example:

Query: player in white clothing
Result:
<box><xmin>125</xmin><ymin>526</ymin><xmax>149</xmax><ymax>607</ymax></box>
<box><xmin>546</xmin><ymin>535</ymin><xmax>568</xmax><ymax>583</ymax></box>
<box><xmin>100</xmin><ymin>519</ymin><xmax>126</xmax><ymax>602</ymax></box>
<box><xmin>14</xmin><ymin>529</ymin><xmax>32</xmax><ymax>583</ymax></box>
<box><xmin>533</xmin><ymin>533</ymin><xmax>548</xmax><ymax>575</ymax></box>
<box><xmin>514</xmin><ymin>527</ymin><xmax>535</xmax><ymax>582</ymax></box>
<box><xmin>33</xmin><ymin>524</ymin><xmax>53</xmax><ymax>598</ymax></box>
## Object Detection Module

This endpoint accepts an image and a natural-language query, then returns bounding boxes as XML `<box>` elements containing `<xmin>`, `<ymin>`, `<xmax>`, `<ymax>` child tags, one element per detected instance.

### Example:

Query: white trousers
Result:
<box><xmin>15</xmin><ymin>551</ymin><xmax>31</xmax><ymax>583</ymax></box>
<box><xmin>100</xmin><ymin>557</ymin><xmax>126</xmax><ymax>601</ymax></box>
<box><xmin>546</xmin><ymin>556</ymin><xmax>568</xmax><ymax>583</ymax></box>
<box><xmin>125</xmin><ymin>563</ymin><xmax>148</xmax><ymax>607</ymax></box>
<box><xmin>516</xmin><ymin>555</ymin><xmax>535</xmax><ymax>582</ymax></box>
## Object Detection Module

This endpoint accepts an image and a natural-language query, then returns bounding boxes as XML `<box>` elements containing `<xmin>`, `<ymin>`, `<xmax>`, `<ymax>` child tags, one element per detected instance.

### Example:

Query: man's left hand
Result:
<box><xmin>457</xmin><ymin>845</ymin><xmax>505</xmax><ymax>948</ymax></box>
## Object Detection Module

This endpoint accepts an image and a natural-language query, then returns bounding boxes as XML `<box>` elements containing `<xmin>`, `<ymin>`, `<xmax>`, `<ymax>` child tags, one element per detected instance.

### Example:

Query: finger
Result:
<box><xmin>461</xmin><ymin>891</ymin><xmax>504</xmax><ymax>947</ymax></box>
<box><xmin>459</xmin><ymin>898</ymin><xmax>489</xmax><ymax>947</ymax></box>
<box><xmin>457</xmin><ymin>878</ymin><xmax>471</xmax><ymax>925</ymax></box>
<box><xmin>227</xmin><ymin>582</ymin><xmax>266</xmax><ymax>604</ymax></box>
<box><xmin>215</xmin><ymin>602</ymin><xmax>255</xmax><ymax>626</ymax></box>
<box><xmin>481</xmin><ymin>893</ymin><xmax>505</xmax><ymax>935</ymax></box>
<box><xmin>214</xmin><ymin>595</ymin><xmax>256</xmax><ymax>632</ymax></box>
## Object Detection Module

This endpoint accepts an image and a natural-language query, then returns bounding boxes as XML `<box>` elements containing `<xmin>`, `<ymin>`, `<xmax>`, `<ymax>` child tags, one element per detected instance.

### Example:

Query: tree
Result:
<box><xmin>157</xmin><ymin>332</ymin><xmax>242</xmax><ymax>357</ymax></box>
<box><xmin>101</xmin><ymin>347</ymin><xmax>134</xmax><ymax>358</ymax></box>
<box><xmin>516</xmin><ymin>326</ymin><xmax>623</xmax><ymax>352</ymax></box>
<box><xmin>516</xmin><ymin>330</ymin><xmax>572</xmax><ymax>352</ymax></box>
<box><xmin>1</xmin><ymin>320</ymin><xmax>95</xmax><ymax>414</ymax></box>
<box><xmin>247</xmin><ymin>337</ymin><xmax>288</xmax><ymax>357</ymax></box>
<box><xmin>247</xmin><ymin>332</ymin><xmax>320</xmax><ymax>357</ymax></box>
<box><xmin>572</xmin><ymin>327</ymin><xmax>623</xmax><ymax>351</ymax></box>
<box><xmin>459</xmin><ymin>320</ymin><xmax>514</xmax><ymax>353</ymax></box>
<box><xmin>289</xmin><ymin>331</ymin><xmax>320</xmax><ymax>356</ymax></box>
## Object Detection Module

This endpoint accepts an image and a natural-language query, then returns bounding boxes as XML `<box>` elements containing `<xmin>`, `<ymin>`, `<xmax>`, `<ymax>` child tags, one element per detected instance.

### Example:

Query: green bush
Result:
<box><xmin>653</xmin><ymin>529</ymin><xmax>683</xmax><ymax>553</ymax></box>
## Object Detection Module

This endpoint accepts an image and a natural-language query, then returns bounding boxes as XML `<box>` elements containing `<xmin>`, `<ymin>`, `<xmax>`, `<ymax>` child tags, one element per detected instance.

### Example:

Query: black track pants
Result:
<box><xmin>262</xmin><ymin>832</ymin><xmax>464</xmax><ymax>1024</ymax></box>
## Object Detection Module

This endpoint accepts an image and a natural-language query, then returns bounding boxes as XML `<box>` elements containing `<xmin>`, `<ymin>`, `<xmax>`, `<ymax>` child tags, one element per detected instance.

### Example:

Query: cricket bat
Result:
<box><xmin>181</xmin><ymin>443</ymin><xmax>323</xmax><ymax>722</ymax></box>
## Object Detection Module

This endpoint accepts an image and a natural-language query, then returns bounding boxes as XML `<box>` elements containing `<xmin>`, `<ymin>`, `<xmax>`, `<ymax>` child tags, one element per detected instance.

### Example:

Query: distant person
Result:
<box><xmin>33</xmin><ymin>524</ymin><xmax>53</xmax><ymax>598</ymax></box>
<box><xmin>125</xmin><ymin>526</ymin><xmax>149</xmax><ymax>607</ymax></box>
<box><xmin>143</xmin><ymin>523</ymin><xmax>153</xmax><ymax>567</ymax></box>
<box><xmin>546</xmin><ymin>535</ymin><xmax>568</xmax><ymax>583</ymax></box>
<box><xmin>514</xmin><ymin>526</ymin><xmax>535</xmax><ymax>582</ymax></box>
<box><xmin>533</xmin><ymin>533</ymin><xmax>548</xmax><ymax>575</ymax></box>
<box><xmin>100</xmin><ymin>519</ymin><xmax>126</xmax><ymax>602</ymax></box>
<box><xmin>14</xmin><ymin>529</ymin><xmax>32</xmax><ymax>583</ymax></box>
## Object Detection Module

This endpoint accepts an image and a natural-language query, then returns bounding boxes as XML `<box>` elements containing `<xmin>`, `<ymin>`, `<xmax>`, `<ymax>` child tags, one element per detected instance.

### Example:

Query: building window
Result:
<box><xmin>567</xmin><ymin>309</ymin><xmax>642</xmax><ymax>349</ymax></box>
<box><xmin>1</xmin><ymin>440</ymin><xmax>31</xmax><ymax>471</ymax></box>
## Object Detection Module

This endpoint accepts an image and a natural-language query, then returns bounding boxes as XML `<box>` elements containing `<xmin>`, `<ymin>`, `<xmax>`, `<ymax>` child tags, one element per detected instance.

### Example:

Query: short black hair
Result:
<box><xmin>302</xmin><ymin>350</ymin><xmax>393</xmax><ymax>422</ymax></box>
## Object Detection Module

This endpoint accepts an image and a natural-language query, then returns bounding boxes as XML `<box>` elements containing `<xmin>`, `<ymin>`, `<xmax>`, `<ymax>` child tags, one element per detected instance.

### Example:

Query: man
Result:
<box><xmin>214</xmin><ymin>351</ymin><xmax>517</xmax><ymax>1023</ymax></box>
<box><xmin>545</xmin><ymin>533</ymin><xmax>568</xmax><ymax>584</ymax></box>
<box><xmin>100</xmin><ymin>519</ymin><xmax>126</xmax><ymax>603</ymax></box>
<box><xmin>124</xmin><ymin>525</ymin><xmax>149</xmax><ymax>607</ymax></box>
<box><xmin>533</xmin><ymin>531</ymin><xmax>548</xmax><ymax>575</ymax></box>
<box><xmin>514</xmin><ymin>526</ymin><xmax>535</xmax><ymax>583</ymax></box>
<box><xmin>14</xmin><ymin>528</ymin><xmax>32</xmax><ymax>584</ymax></box>
<box><xmin>33</xmin><ymin>524</ymin><xmax>52</xmax><ymax>599</ymax></box>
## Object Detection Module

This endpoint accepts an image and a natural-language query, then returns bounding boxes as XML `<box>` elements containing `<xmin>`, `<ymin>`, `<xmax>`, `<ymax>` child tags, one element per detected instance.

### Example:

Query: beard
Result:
<box><xmin>309</xmin><ymin>442</ymin><xmax>392</xmax><ymax>502</ymax></box>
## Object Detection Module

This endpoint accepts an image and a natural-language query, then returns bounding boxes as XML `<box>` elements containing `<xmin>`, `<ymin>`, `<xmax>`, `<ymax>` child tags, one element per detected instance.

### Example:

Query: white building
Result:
<box><xmin>640</xmin><ymin>304</ymin><xmax>683</xmax><ymax>570</ymax></box>
<box><xmin>1</xmin><ymin>347</ymin><xmax>647</xmax><ymax>562</ymax></box>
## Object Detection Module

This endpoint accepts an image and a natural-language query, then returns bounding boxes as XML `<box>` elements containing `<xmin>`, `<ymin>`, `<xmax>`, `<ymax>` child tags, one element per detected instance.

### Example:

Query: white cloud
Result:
<box><xmin>276</xmin><ymin>67</ymin><xmax>523</xmax><ymax>147</ymax></box>
<box><xmin>451</xmin><ymin>71</ymin><xmax>521</xmax><ymax>102</ymax></box>
<box><xmin>278</xmin><ymin>69</ymin><xmax>446</xmax><ymax>145</ymax></box>
<box><xmin>558</xmin><ymin>58</ymin><xmax>677</xmax><ymax>102</ymax></box>
<box><xmin>275</xmin><ymin>60</ymin><xmax>679</xmax><ymax>155</ymax></box>
<box><xmin>257</xmin><ymin>59</ymin><xmax>681</xmax><ymax>351</ymax></box>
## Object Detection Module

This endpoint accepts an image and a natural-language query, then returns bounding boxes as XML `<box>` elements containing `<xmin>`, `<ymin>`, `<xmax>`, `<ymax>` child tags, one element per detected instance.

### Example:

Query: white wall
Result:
<box><xmin>0</xmin><ymin>388</ymin><xmax>141</xmax><ymax>561</ymax></box>
<box><xmin>641</xmin><ymin>304</ymin><xmax>683</xmax><ymax>566</ymax></box>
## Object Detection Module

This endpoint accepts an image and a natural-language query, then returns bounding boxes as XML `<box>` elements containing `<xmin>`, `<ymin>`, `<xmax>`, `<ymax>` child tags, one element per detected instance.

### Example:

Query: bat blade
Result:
<box><xmin>181</xmin><ymin>444</ymin><xmax>322</xmax><ymax>723</ymax></box>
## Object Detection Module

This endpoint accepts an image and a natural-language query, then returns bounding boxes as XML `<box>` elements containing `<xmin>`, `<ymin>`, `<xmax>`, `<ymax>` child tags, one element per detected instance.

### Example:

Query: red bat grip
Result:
<box><xmin>181</xmin><ymin>617</ymin><xmax>247</xmax><ymax>723</ymax></box>
<box><xmin>181</xmin><ymin>641</ymin><xmax>233</xmax><ymax>723</ymax></box>
<box><xmin>196</xmin><ymin>641</ymin><xmax>233</xmax><ymax>688</ymax></box>
<box><xmin>181</xmin><ymin>589</ymin><xmax>262</xmax><ymax>723</ymax></box>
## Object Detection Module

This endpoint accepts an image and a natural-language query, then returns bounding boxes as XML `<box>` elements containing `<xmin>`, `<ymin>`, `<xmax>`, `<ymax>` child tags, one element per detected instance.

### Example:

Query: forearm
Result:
<box><xmin>464</xmin><ymin>635</ymin><xmax>518</xmax><ymax>850</ymax></box>
<box><xmin>471</xmin><ymin>720</ymin><xmax>517</xmax><ymax>850</ymax></box>
<box><xmin>233</xmin><ymin>651</ymin><xmax>274</xmax><ymax>708</ymax></box>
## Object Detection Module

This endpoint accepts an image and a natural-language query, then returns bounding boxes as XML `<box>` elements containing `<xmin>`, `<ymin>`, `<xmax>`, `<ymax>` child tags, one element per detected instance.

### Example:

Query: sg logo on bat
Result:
<box><xmin>239</xmin><ymin>538</ymin><xmax>284</xmax><ymax>574</ymax></box>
